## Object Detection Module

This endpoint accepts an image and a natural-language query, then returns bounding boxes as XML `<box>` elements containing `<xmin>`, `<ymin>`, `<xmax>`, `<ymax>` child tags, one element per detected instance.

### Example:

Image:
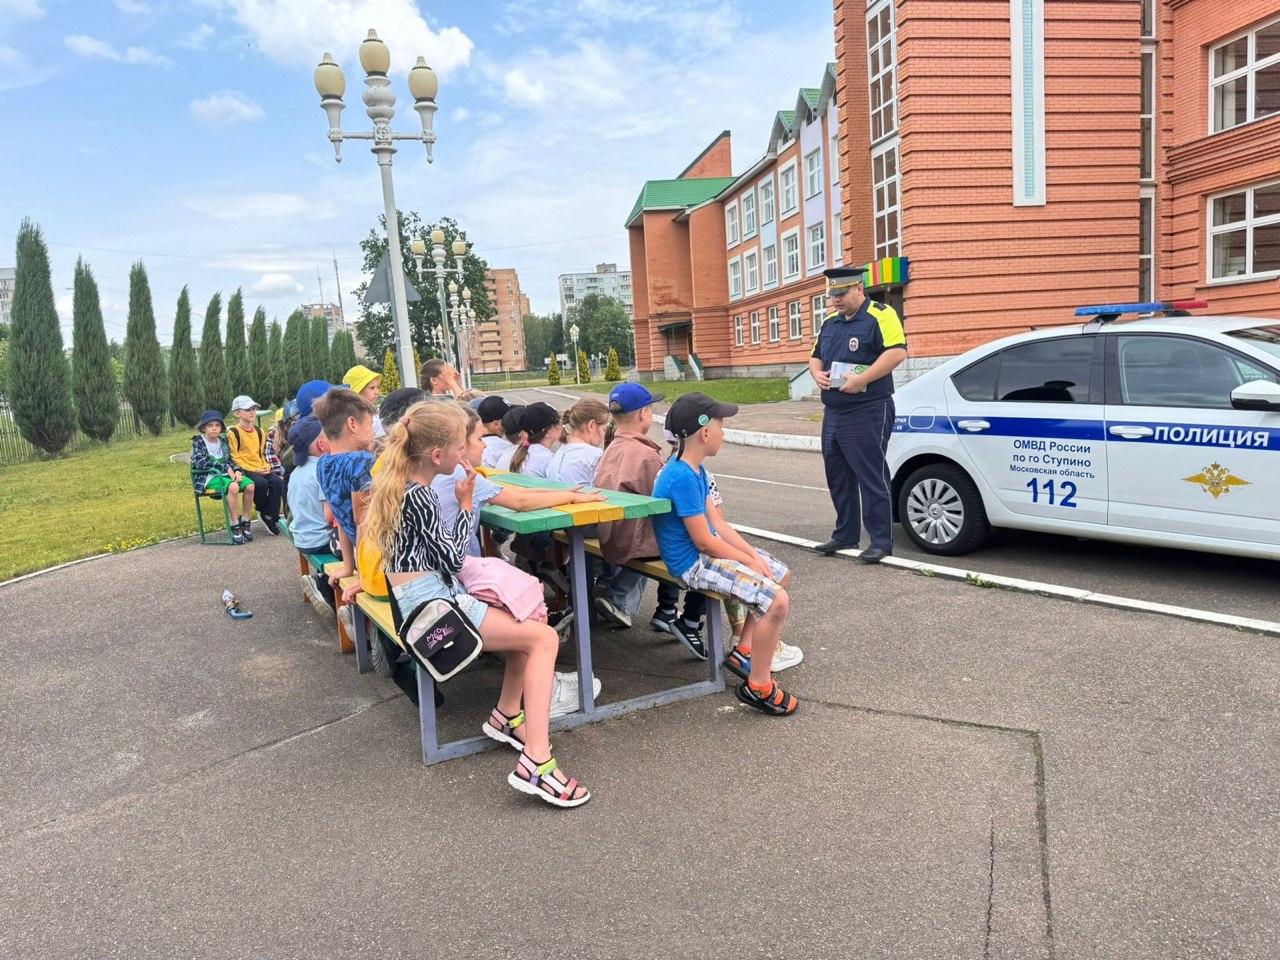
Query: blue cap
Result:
<box><xmin>608</xmin><ymin>382</ymin><xmax>664</xmax><ymax>414</ymax></box>
<box><xmin>197</xmin><ymin>409</ymin><xmax>224</xmax><ymax>431</ymax></box>
<box><xmin>296</xmin><ymin>379</ymin><xmax>334</xmax><ymax>417</ymax></box>
<box><xmin>288</xmin><ymin>415</ymin><xmax>324</xmax><ymax>467</ymax></box>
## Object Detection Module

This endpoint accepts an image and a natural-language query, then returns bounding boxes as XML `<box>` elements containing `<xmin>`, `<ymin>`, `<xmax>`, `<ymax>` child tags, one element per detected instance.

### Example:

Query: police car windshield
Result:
<box><xmin>1228</xmin><ymin>325</ymin><xmax>1280</xmax><ymax>361</ymax></box>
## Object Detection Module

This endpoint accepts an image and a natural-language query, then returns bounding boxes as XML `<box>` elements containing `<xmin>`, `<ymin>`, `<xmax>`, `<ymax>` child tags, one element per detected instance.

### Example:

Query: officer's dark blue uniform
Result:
<box><xmin>811</xmin><ymin>269</ymin><xmax>907</xmax><ymax>558</ymax></box>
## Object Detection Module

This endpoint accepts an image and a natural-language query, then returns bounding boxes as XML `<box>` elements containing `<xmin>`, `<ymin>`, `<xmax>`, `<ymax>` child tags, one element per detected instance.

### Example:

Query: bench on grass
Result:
<box><xmin>336</xmin><ymin>474</ymin><xmax>727</xmax><ymax>765</ymax></box>
<box><xmin>278</xmin><ymin>518</ymin><xmax>354</xmax><ymax>654</ymax></box>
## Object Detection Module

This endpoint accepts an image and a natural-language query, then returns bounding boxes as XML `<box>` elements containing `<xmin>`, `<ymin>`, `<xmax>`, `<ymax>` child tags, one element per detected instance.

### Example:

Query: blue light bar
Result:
<box><xmin>1074</xmin><ymin>299</ymin><xmax>1208</xmax><ymax>317</ymax></box>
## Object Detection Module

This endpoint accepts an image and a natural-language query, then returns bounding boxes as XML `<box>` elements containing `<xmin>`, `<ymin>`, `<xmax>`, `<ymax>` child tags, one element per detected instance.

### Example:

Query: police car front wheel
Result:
<box><xmin>897</xmin><ymin>463</ymin><xmax>990</xmax><ymax>555</ymax></box>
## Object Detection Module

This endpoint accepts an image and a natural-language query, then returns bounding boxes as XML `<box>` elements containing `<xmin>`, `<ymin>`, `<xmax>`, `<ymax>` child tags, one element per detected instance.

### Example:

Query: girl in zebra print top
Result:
<box><xmin>364</xmin><ymin>400</ymin><xmax>592</xmax><ymax>809</ymax></box>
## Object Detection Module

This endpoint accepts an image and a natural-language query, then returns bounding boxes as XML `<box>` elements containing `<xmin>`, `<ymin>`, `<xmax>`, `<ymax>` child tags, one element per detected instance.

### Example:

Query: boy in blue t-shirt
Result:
<box><xmin>652</xmin><ymin>393</ymin><xmax>801</xmax><ymax>716</ymax></box>
<box><xmin>312</xmin><ymin>387</ymin><xmax>377</xmax><ymax>586</ymax></box>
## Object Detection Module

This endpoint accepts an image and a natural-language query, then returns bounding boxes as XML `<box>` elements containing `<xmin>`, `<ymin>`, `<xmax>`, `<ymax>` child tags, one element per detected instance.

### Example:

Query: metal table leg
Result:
<box><xmin>568</xmin><ymin>527</ymin><xmax>597</xmax><ymax>714</ymax></box>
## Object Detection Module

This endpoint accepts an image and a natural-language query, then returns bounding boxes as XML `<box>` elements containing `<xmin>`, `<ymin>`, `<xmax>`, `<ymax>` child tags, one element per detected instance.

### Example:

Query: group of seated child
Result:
<box><xmin>269</xmin><ymin>365</ymin><xmax>804</xmax><ymax>811</ymax></box>
<box><xmin>190</xmin><ymin>394</ymin><xmax>286</xmax><ymax>544</ymax></box>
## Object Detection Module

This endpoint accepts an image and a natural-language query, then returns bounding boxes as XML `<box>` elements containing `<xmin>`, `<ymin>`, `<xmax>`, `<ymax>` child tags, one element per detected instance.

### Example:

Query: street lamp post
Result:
<box><xmin>409</xmin><ymin>228</ymin><xmax>455</xmax><ymax>369</ymax></box>
<box><xmin>569</xmin><ymin>322</ymin><xmax>581</xmax><ymax>385</ymax></box>
<box><xmin>314</xmin><ymin>31</ymin><xmax>438</xmax><ymax>388</ymax></box>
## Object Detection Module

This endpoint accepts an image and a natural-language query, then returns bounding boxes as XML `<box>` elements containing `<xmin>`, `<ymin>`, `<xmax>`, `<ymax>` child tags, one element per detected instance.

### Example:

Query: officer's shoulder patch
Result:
<box><xmin>870</xmin><ymin>300</ymin><xmax>887</xmax><ymax>311</ymax></box>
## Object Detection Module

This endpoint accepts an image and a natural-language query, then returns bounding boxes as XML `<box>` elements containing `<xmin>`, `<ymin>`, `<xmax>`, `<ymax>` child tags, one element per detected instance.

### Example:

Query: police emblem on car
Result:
<box><xmin>848</xmin><ymin>336</ymin><xmax>860</xmax><ymax>351</ymax></box>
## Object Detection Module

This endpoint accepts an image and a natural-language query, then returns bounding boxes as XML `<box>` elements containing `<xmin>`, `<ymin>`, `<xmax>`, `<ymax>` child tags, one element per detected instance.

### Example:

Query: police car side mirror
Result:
<box><xmin>1230</xmin><ymin>379</ymin><xmax>1280</xmax><ymax>412</ymax></box>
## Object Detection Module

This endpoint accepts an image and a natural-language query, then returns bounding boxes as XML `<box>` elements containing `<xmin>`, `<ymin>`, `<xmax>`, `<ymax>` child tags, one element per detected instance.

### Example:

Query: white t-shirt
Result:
<box><xmin>500</xmin><ymin>442</ymin><xmax>554</xmax><ymax>478</ymax></box>
<box><xmin>480</xmin><ymin>434</ymin><xmax>514</xmax><ymax>469</ymax></box>
<box><xmin>547</xmin><ymin>441</ymin><xmax>603</xmax><ymax>487</ymax></box>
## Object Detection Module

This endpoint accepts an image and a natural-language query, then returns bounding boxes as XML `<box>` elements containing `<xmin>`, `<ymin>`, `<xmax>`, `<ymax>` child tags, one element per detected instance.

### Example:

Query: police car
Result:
<box><xmin>887</xmin><ymin>301</ymin><xmax>1280</xmax><ymax>559</ymax></box>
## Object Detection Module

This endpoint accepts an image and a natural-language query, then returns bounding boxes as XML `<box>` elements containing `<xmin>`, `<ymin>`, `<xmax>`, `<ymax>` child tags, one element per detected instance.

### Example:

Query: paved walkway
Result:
<box><xmin>2</xmin><ymin>532</ymin><xmax>1276</xmax><ymax>958</ymax></box>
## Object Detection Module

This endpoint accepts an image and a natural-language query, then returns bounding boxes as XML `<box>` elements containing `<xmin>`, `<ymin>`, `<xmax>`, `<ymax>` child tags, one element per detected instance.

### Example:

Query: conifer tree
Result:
<box><xmin>547</xmin><ymin>354</ymin><xmax>561</xmax><ymax>385</ymax></box>
<box><xmin>247</xmin><ymin>306</ymin><xmax>269</xmax><ymax>403</ymax></box>
<box><xmin>199</xmin><ymin>292</ymin><xmax>230</xmax><ymax>415</ymax></box>
<box><xmin>310</xmin><ymin>315</ymin><xmax>330</xmax><ymax>381</ymax></box>
<box><xmin>168</xmin><ymin>286</ymin><xmax>201</xmax><ymax>428</ymax></box>
<box><xmin>9</xmin><ymin>219</ymin><xmax>75</xmax><ymax>454</ymax></box>
<box><xmin>604</xmin><ymin>346</ymin><xmax>621</xmax><ymax>382</ymax></box>
<box><xmin>267</xmin><ymin>320</ymin><xmax>286</xmax><ymax>403</ymax></box>
<box><xmin>330</xmin><ymin>329</ymin><xmax>354</xmax><ymax>382</ymax></box>
<box><xmin>577</xmin><ymin>349</ymin><xmax>591</xmax><ymax>384</ymax></box>
<box><xmin>122</xmin><ymin>261</ymin><xmax>167</xmax><ymax>435</ymax></box>
<box><xmin>224</xmin><ymin>289</ymin><xmax>249</xmax><ymax>395</ymax></box>
<box><xmin>381</xmin><ymin>348</ymin><xmax>400</xmax><ymax>393</ymax></box>
<box><xmin>71</xmin><ymin>257</ymin><xmax>118</xmax><ymax>441</ymax></box>
<box><xmin>283</xmin><ymin>309</ymin><xmax>306</xmax><ymax>396</ymax></box>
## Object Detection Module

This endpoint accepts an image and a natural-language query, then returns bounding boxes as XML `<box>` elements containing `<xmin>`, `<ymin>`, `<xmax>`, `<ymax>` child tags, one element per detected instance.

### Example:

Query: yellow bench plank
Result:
<box><xmin>550</xmin><ymin>531</ymin><xmax>728</xmax><ymax>601</ymax></box>
<box><xmin>550</xmin><ymin>500</ymin><xmax>625</xmax><ymax>525</ymax></box>
<box><xmin>356</xmin><ymin>592</ymin><xmax>404</xmax><ymax>650</ymax></box>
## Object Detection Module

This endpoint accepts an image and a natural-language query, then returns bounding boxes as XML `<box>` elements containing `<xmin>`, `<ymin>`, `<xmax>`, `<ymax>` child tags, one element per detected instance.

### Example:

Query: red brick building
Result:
<box><xmin>476</xmin><ymin>268</ymin><xmax>529</xmax><ymax>373</ymax></box>
<box><xmin>628</xmin><ymin>0</ymin><xmax>1280</xmax><ymax>381</ymax></box>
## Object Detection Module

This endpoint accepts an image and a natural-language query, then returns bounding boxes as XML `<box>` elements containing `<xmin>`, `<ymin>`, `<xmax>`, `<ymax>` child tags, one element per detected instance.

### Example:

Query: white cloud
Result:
<box><xmin>189</xmin><ymin>90</ymin><xmax>264</xmax><ymax>124</ymax></box>
<box><xmin>205</xmin><ymin>0</ymin><xmax>472</xmax><ymax>74</ymax></box>
<box><xmin>0</xmin><ymin>43</ymin><xmax>20</xmax><ymax>68</ymax></box>
<box><xmin>64</xmin><ymin>34</ymin><xmax>172</xmax><ymax>67</ymax></box>
<box><xmin>185</xmin><ymin>192</ymin><xmax>316</xmax><ymax>221</ymax></box>
<box><xmin>0</xmin><ymin>0</ymin><xmax>45</xmax><ymax>20</ymax></box>
<box><xmin>251</xmin><ymin>273</ymin><xmax>305</xmax><ymax>296</ymax></box>
<box><xmin>450</xmin><ymin>106</ymin><xmax>469</xmax><ymax>123</ymax></box>
<box><xmin>113</xmin><ymin>0</ymin><xmax>150</xmax><ymax>14</ymax></box>
<box><xmin>176</xmin><ymin>23</ymin><xmax>215</xmax><ymax>50</ymax></box>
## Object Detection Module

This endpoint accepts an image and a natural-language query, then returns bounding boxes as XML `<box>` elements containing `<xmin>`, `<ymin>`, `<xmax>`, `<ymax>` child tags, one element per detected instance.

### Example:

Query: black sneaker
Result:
<box><xmin>670</xmin><ymin>618</ymin><xmax>707</xmax><ymax>660</ymax></box>
<box><xmin>262</xmin><ymin>515</ymin><xmax>281</xmax><ymax>536</ymax></box>
<box><xmin>547</xmin><ymin>608</ymin><xmax>576</xmax><ymax>641</ymax></box>
<box><xmin>649</xmin><ymin>608</ymin><xmax>679</xmax><ymax>635</ymax></box>
<box><xmin>240</xmin><ymin>520</ymin><xmax>254</xmax><ymax>542</ymax></box>
<box><xmin>231</xmin><ymin>527</ymin><xmax>245</xmax><ymax>545</ymax></box>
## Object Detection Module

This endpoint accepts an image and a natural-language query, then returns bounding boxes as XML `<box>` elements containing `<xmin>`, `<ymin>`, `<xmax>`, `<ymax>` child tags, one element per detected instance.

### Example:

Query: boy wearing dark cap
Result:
<box><xmin>477</xmin><ymin>395</ymin><xmax>514</xmax><ymax>467</ymax></box>
<box><xmin>652</xmin><ymin>393</ymin><xmax>801</xmax><ymax>715</ymax></box>
<box><xmin>487</xmin><ymin>404</ymin><xmax>527</xmax><ymax>469</ymax></box>
<box><xmin>285</xmin><ymin>414</ymin><xmax>334</xmax><ymax>614</ymax></box>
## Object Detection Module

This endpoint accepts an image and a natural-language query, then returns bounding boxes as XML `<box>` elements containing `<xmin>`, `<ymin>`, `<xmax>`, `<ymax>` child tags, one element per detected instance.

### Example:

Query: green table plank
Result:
<box><xmin>482</xmin><ymin>471</ymin><xmax>671</xmax><ymax>522</ymax></box>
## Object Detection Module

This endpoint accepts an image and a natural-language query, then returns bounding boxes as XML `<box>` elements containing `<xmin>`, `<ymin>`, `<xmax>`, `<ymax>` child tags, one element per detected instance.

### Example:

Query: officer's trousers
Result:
<box><xmin>821</xmin><ymin>397</ymin><xmax>895</xmax><ymax>551</ymax></box>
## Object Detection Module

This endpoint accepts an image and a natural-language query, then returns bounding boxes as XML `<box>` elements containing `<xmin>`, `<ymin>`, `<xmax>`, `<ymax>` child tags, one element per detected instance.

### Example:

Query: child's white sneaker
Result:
<box><xmin>771</xmin><ymin>640</ymin><xmax>804</xmax><ymax>672</ymax></box>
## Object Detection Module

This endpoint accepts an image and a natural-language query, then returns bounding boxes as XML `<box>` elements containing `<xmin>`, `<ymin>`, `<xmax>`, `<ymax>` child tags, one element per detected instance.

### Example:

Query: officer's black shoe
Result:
<box><xmin>858</xmin><ymin>547</ymin><xmax>891</xmax><ymax>564</ymax></box>
<box><xmin>814</xmin><ymin>538</ymin><xmax>852</xmax><ymax>556</ymax></box>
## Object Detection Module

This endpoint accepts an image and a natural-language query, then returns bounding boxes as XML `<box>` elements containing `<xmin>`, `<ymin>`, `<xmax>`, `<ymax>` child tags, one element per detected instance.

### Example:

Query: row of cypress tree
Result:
<box><xmin>7</xmin><ymin>219</ymin><xmax>362</xmax><ymax>456</ymax></box>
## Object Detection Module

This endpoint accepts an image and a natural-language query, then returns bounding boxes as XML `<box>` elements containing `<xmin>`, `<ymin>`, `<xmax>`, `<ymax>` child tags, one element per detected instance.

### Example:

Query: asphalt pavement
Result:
<box><xmin>2</xmin><ymin>527</ymin><xmax>1277</xmax><ymax>959</ymax></box>
<box><xmin>504</xmin><ymin>387</ymin><xmax>1280</xmax><ymax>624</ymax></box>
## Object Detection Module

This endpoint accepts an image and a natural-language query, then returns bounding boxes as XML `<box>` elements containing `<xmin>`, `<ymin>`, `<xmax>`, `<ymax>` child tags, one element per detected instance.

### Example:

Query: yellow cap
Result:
<box><xmin>343</xmin><ymin>364</ymin><xmax>382</xmax><ymax>395</ymax></box>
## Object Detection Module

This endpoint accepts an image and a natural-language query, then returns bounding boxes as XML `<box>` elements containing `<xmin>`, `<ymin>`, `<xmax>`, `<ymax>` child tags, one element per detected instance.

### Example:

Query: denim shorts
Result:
<box><xmin>391</xmin><ymin>571</ymin><xmax>490</xmax><ymax>632</ymax></box>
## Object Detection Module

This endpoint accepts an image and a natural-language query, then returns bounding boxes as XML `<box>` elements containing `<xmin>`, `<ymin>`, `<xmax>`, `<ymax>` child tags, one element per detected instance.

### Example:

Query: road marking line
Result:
<box><xmin>733</xmin><ymin>523</ymin><xmax>1280</xmax><ymax>637</ymax></box>
<box><xmin>715</xmin><ymin>473</ymin><xmax>828</xmax><ymax>492</ymax></box>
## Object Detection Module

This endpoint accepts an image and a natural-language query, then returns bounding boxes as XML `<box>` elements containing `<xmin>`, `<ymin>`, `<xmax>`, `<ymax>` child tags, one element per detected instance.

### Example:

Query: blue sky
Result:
<box><xmin>0</xmin><ymin>0</ymin><xmax>835</xmax><ymax>344</ymax></box>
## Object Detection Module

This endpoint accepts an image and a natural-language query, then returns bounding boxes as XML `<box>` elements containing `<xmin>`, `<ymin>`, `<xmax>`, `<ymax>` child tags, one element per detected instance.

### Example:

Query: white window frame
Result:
<box><xmin>808</xmin><ymin>221</ymin><xmax>827</xmax><ymax>271</ymax></box>
<box><xmin>1140</xmin><ymin>49</ymin><xmax>1155</xmax><ymax>182</ymax></box>
<box><xmin>728</xmin><ymin>256</ymin><xmax>743</xmax><ymax>300</ymax></box>
<box><xmin>1009</xmin><ymin>0</ymin><xmax>1046</xmax><ymax>206</ymax></box>
<box><xmin>741</xmin><ymin>190</ymin><xmax>757</xmax><ymax>239</ymax></box>
<box><xmin>1210</xmin><ymin>15</ymin><xmax>1280</xmax><ymax>134</ymax></box>
<box><xmin>734</xmin><ymin>314</ymin><xmax>743</xmax><ymax>347</ymax></box>
<box><xmin>811</xmin><ymin>294</ymin><xmax>828</xmax><ymax>335</ymax></box>
<box><xmin>832</xmin><ymin>212</ymin><xmax>843</xmax><ymax>265</ymax></box>
<box><xmin>758</xmin><ymin>176</ymin><xmax>776</xmax><ymax>224</ymax></box>
<box><xmin>750</xmin><ymin>310</ymin><xmax>761</xmax><ymax>345</ymax></box>
<box><xmin>779</xmin><ymin>159</ymin><xmax>799</xmax><ymax>217</ymax></box>
<box><xmin>830</xmin><ymin>130</ymin><xmax>840</xmax><ymax>187</ymax></box>
<box><xmin>781</xmin><ymin>228</ymin><xmax>802</xmax><ymax>281</ymax></box>
<box><xmin>1206</xmin><ymin>178</ymin><xmax>1280</xmax><ymax>283</ymax></box>
<box><xmin>872</xmin><ymin>140</ymin><xmax>901</xmax><ymax>260</ymax></box>
<box><xmin>1140</xmin><ymin>0</ymin><xmax>1155</xmax><ymax>39</ymax></box>
<box><xmin>768</xmin><ymin>305</ymin><xmax>780</xmax><ymax>342</ymax></box>
<box><xmin>788</xmin><ymin>300</ymin><xmax>803</xmax><ymax>339</ymax></box>
<box><xmin>744</xmin><ymin>249</ymin><xmax>760</xmax><ymax>294</ymax></box>
<box><xmin>866</xmin><ymin>0</ymin><xmax>898</xmax><ymax>145</ymax></box>
<box><xmin>1139</xmin><ymin>190</ymin><xmax>1155</xmax><ymax>301</ymax></box>
<box><xmin>804</xmin><ymin>148</ymin><xmax>824</xmax><ymax>199</ymax></box>
<box><xmin>763</xmin><ymin>244</ymin><xmax>779</xmax><ymax>288</ymax></box>
<box><xmin>725</xmin><ymin>201</ymin><xmax>740</xmax><ymax>247</ymax></box>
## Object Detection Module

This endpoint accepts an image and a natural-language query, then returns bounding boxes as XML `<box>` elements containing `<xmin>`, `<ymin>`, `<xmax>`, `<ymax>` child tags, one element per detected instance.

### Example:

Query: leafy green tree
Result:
<box><xmin>168</xmin><ymin>287</ymin><xmax>201</xmax><ymax>428</ymax></box>
<box><xmin>574</xmin><ymin>293</ymin><xmax>634</xmax><ymax>364</ymax></box>
<box><xmin>283</xmin><ymin>309</ymin><xmax>306</xmax><ymax>397</ymax></box>
<box><xmin>309</xmin><ymin>314</ymin><xmax>330</xmax><ymax>381</ymax></box>
<box><xmin>604</xmin><ymin>346</ymin><xmax>621</xmax><ymax>382</ymax></box>
<box><xmin>71</xmin><ymin>257</ymin><xmax>118</xmax><ymax>442</ymax></box>
<box><xmin>267</xmin><ymin>320</ymin><xmax>286</xmax><ymax>403</ymax></box>
<box><xmin>9</xmin><ymin>220</ymin><xmax>75</xmax><ymax>453</ymax></box>
<box><xmin>547</xmin><ymin>353</ymin><xmax>561</xmax><ymax>386</ymax></box>
<box><xmin>577</xmin><ymin>348</ymin><xmax>591</xmax><ymax>384</ymax></box>
<box><xmin>247</xmin><ymin>306</ymin><xmax>269</xmax><ymax>404</ymax></box>
<box><xmin>224</xmin><ymin>289</ymin><xmax>249</xmax><ymax>395</ymax></box>
<box><xmin>353</xmin><ymin>211</ymin><xmax>491</xmax><ymax>363</ymax></box>
<box><xmin>521</xmin><ymin>312</ymin><xmax>565</xmax><ymax>371</ymax></box>
<box><xmin>381</xmin><ymin>348</ymin><xmax>400</xmax><ymax>393</ymax></box>
<box><xmin>199</xmin><ymin>292</ymin><xmax>230</xmax><ymax>415</ymax></box>
<box><xmin>122</xmin><ymin>261</ymin><xmax>167</xmax><ymax>435</ymax></box>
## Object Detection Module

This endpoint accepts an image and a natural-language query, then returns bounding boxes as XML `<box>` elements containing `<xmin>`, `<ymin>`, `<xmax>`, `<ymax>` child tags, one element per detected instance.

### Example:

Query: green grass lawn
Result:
<box><xmin>572</xmin><ymin>377</ymin><xmax>790</xmax><ymax>405</ymax></box>
<box><xmin>0</xmin><ymin>429</ymin><xmax>200</xmax><ymax>581</ymax></box>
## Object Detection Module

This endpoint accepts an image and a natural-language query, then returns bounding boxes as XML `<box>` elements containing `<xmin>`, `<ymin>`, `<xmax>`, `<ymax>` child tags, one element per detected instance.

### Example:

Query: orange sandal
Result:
<box><xmin>735</xmin><ymin>680</ymin><xmax>798</xmax><ymax>716</ymax></box>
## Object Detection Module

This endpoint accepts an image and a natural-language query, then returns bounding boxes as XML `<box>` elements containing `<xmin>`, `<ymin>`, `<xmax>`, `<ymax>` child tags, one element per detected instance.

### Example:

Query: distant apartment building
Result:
<box><xmin>0</xmin><ymin>266</ymin><xmax>14</xmax><ymax>326</ymax></box>
<box><xmin>558</xmin><ymin>263</ymin><xmax>634</xmax><ymax>323</ymax></box>
<box><xmin>301</xmin><ymin>301</ymin><xmax>344</xmax><ymax>336</ymax></box>
<box><xmin>478</xmin><ymin>268</ymin><xmax>529</xmax><ymax>373</ymax></box>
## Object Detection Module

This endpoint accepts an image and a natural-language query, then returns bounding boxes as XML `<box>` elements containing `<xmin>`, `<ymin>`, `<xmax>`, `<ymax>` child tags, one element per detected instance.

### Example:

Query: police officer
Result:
<box><xmin>809</xmin><ymin>267</ymin><xmax>907</xmax><ymax>563</ymax></box>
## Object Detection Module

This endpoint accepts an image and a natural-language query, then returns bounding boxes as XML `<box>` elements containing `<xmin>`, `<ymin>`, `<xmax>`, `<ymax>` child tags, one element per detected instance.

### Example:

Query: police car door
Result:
<box><xmin>947</xmin><ymin>334</ymin><xmax>1108</xmax><ymax>524</ymax></box>
<box><xmin>1103</xmin><ymin>332</ymin><xmax>1280</xmax><ymax>546</ymax></box>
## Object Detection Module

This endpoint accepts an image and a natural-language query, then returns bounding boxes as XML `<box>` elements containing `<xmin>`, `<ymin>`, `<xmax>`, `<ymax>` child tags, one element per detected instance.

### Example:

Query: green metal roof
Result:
<box><xmin>625</xmin><ymin>176</ymin><xmax>737</xmax><ymax>227</ymax></box>
<box><xmin>775</xmin><ymin>110</ymin><xmax>795</xmax><ymax>132</ymax></box>
<box><xmin>800</xmin><ymin>88</ymin><xmax>820</xmax><ymax>111</ymax></box>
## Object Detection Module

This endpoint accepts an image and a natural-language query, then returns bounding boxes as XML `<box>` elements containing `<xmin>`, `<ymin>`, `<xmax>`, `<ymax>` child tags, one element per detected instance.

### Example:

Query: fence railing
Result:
<box><xmin>0</xmin><ymin>403</ymin><xmax>167</xmax><ymax>466</ymax></box>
